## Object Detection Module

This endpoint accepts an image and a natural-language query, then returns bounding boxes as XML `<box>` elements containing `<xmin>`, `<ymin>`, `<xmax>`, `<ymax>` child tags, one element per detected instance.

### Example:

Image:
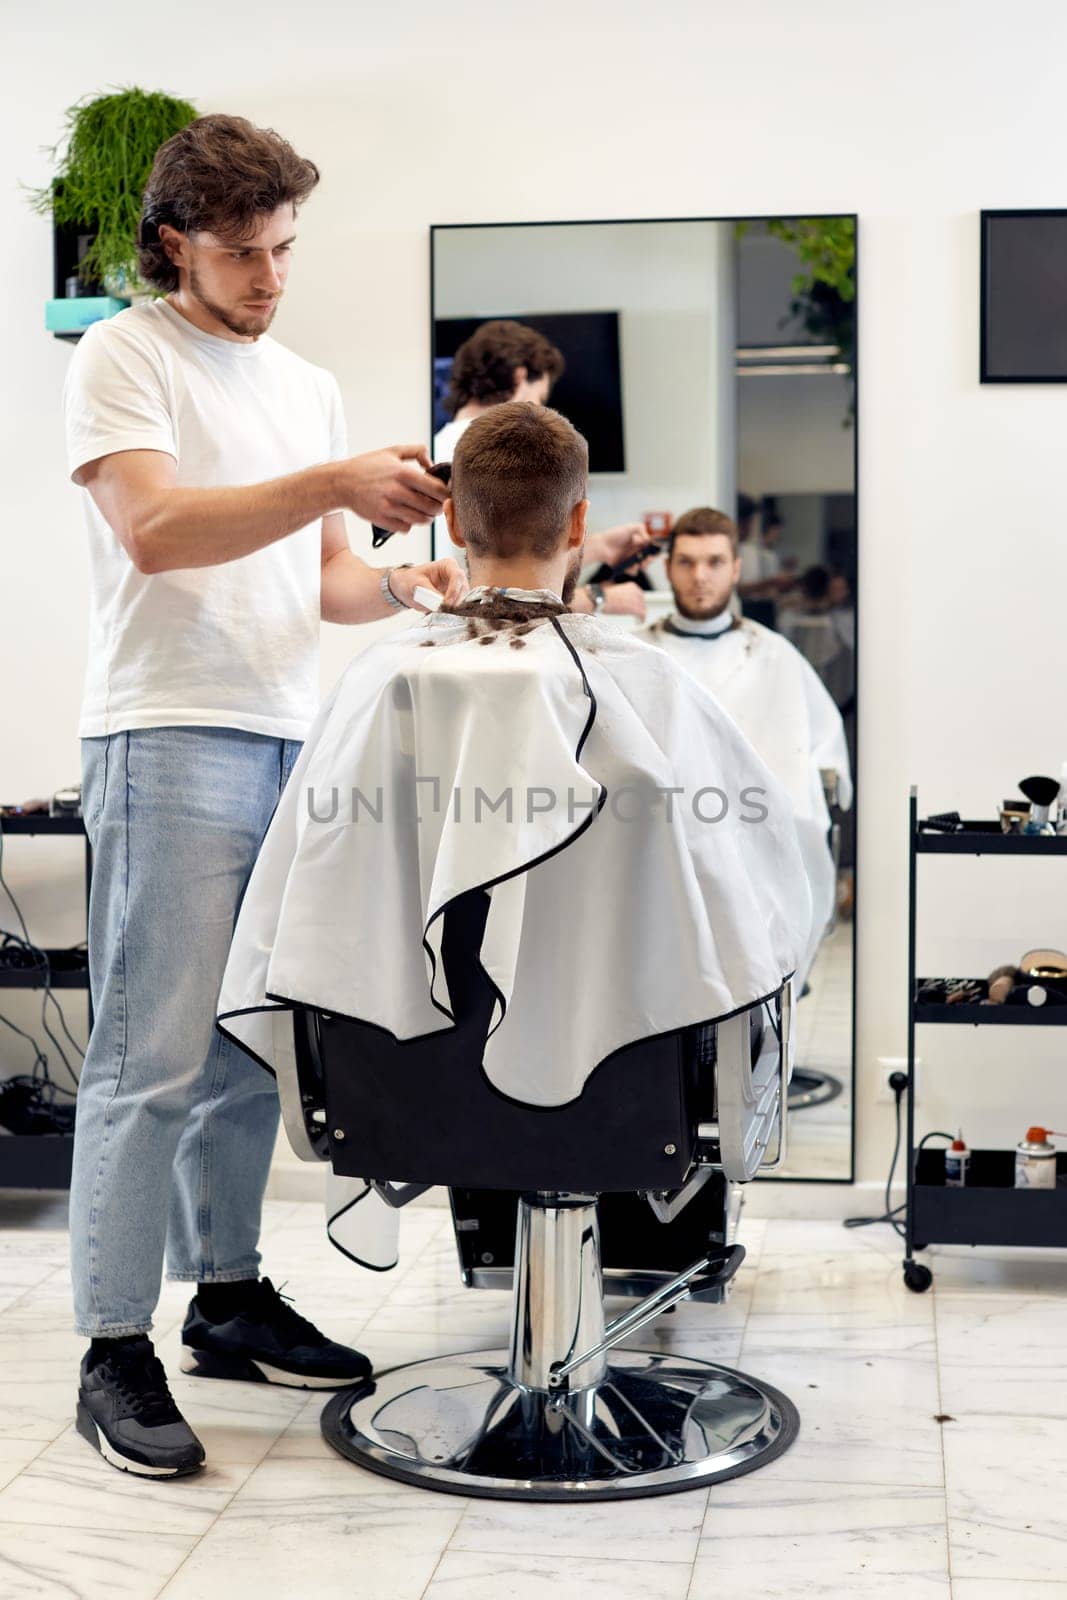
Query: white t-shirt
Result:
<box><xmin>433</xmin><ymin>416</ymin><xmax>468</xmax><ymax>464</ymax></box>
<box><xmin>431</xmin><ymin>415</ymin><xmax>470</xmax><ymax>559</ymax></box>
<box><xmin>65</xmin><ymin>299</ymin><xmax>348</xmax><ymax>741</ymax></box>
<box><xmin>739</xmin><ymin>540</ymin><xmax>782</xmax><ymax>584</ymax></box>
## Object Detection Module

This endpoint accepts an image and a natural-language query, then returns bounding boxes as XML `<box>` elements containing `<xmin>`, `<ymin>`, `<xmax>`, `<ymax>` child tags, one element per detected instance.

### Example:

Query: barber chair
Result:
<box><xmin>278</xmin><ymin>888</ymin><xmax>798</xmax><ymax>1500</ymax></box>
<box><xmin>787</xmin><ymin>766</ymin><xmax>845</xmax><ymax>1114</ymax></box>
<box><xmin>820</xmin><ymin>765</ymin><xmax>843</xmax><ymax>938</ymax></box>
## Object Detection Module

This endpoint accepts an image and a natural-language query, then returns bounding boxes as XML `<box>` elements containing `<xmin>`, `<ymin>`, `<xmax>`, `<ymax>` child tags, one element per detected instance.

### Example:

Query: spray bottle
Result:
<box><xmin>1014</xmin><ymin>1127</ymin><xmax>1062</xmax><ymax>1189</ymax></box>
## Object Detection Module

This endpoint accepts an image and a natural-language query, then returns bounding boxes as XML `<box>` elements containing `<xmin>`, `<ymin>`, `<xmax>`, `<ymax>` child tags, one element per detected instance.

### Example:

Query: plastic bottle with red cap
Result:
<box><xmin>944</xmin><ymin>1132</ymin><xmax>969</xmax><ymax>1187</ymax></box>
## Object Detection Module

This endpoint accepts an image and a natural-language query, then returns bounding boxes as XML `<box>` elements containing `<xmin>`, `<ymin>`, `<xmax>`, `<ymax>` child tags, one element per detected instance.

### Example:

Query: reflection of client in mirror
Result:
<box><xmin>638</xmin><ymin>508</ymin><xmax>852</xmax><ymax>987</ymax></box>
<box><xmin>435</xmin><ymin>320</ymin><xmax>651</xmax><ymax>618</ymax></box>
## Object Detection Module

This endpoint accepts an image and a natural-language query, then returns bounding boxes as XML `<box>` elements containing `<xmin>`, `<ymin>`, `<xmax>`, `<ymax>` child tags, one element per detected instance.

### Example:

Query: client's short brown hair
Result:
<box><xmin>444</xmin><ymin>320</ymin><xmax>566</xmax><ymax>415</ymax></box>
<box><xmin>668</xmin><ymin>507</ymin><xmax>739</xmax><ymax>558</ymax></box>
<box><xmin>450</xmin><ymin>402</ymin><xmax>588</xmax><ymax>560</ymax></box>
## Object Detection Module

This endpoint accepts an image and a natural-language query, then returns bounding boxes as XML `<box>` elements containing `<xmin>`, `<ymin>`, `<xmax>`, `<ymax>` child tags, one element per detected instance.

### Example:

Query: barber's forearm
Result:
<box><xmin>321</xmin><ymin>549</ymin><xmax>395</xmax><ymax>624</ymax></box>
<box><xmin>570</xmin><ymin>586</ymin><xmax>595</xmax><ymax>613</ymax></box>
<box><xmin>129</xmin><ymin>463</ymin><xmax>345</xmax><ymax>574</ymax></box>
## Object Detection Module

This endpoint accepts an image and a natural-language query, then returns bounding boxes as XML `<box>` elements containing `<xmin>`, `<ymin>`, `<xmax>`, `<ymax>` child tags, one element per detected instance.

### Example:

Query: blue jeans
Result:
<box><xmin>70</xmin><ymin>727</ymin><xmax>302</xmax><ymax>1336</ymax></box>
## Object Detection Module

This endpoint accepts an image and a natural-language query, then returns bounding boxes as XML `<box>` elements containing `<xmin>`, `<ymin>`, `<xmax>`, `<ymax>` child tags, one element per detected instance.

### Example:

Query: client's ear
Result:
<box><xmin>443</xmin><ymin>499</ymin><xmax>466</xmax><ymax>550</ymax></box>
<box><xmin>567</xmin><ymin>499</ymin><xmax>590</xmax><ymax>548</ymax></box>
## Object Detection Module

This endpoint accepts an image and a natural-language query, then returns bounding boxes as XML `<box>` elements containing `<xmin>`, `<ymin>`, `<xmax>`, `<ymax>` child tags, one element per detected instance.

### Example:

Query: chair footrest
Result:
<box><xmin>688</xmin><ymin>1245</ymin><xmax>746</xmax><ymax>1301</ymax></box>
<box><xmin>550</xmin><ymin>1244</ymin><xmax>746</xmax><ymax>1388</ymax></box>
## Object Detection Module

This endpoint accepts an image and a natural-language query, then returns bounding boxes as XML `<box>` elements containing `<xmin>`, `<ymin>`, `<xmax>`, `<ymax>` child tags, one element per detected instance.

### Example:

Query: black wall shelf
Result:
<box><xmin>0</xmin><ymin>952</ymin><xmax>88</xmax><ymax>991</ymax></box>
<box><xmin>917</xmin><ymin>826</ymin><xmax>1067</xmax><ymax>857</ymax></box>
<box><xmin>914</xmin><ymin>992</ymin><xmax>1067</xmax><ymax>1027</ymax></box>
<box><xmin>1</xmin><ymin>815</ymin><xmax>86</xmax><ymax>835</ymax></box>
<box><xmin>0</xmin><ymin>1134</ymin><xmax>74</xmax><ymax>1190</ymax></box>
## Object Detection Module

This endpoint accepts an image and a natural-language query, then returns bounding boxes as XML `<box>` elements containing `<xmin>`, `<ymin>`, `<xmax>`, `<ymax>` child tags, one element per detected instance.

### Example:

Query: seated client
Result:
<box><xmin>639</xmin><ymin>506</ymin><xmax>852</xmax><ymax>987</ymax></box>
<box><xmin>217</xmin><ymin>404</ymin><xmax>813</xmax><ymax>1264</ymax></box>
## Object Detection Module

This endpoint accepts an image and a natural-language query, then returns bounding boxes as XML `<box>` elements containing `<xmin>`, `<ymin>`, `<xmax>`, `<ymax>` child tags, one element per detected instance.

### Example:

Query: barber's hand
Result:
<box><xmin>585</xmin><ymin>522</ymin><xmax>659</xmax><ymax>569</ymax></box>
<box><xmin>340</xmin><ymin>445</ymin><xmax>450</xmax><ymax>533</ymax></box>
<box><xmin>602</xmin><ymin>581</ymin><xmax>647</xmax><ymax>620</ymax></box>
<box><xmin>389</xmin><ymin>559</ymin><xmax>468</xmax><ymax>611</ymax></box>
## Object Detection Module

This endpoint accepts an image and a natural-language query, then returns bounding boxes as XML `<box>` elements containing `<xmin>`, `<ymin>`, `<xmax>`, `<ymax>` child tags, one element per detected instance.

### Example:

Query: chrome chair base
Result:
<box><xmin>788</xmin><ymin>1068</ymin><xmax>843</xmax><ymax>1111</ymax></box>
<box><xmin>320</xmin><ymin>1347</ymin><xmax>799</xmax><ymax>1501</ymax></box>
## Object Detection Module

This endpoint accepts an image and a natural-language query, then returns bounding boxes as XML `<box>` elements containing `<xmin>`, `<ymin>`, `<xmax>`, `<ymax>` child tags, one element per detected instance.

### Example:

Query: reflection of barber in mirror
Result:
<box><xmin>638</xmin><ymin>507</ymin><xmax>852</xmax><ymax>986</ymax></box>
<box><xmin>777</xmin><ymin>565</ymin><xmax>856</xmax><ymax>711</ymax></box>
<box><xmin>434</xmin><ymin>320</ymin><xmax>654</xmax><ymax>617</ymax></box>
<box><xmin>734</xmin><ymin>495</ymin><xmax>798</xmax><ymax>627</ymax></box>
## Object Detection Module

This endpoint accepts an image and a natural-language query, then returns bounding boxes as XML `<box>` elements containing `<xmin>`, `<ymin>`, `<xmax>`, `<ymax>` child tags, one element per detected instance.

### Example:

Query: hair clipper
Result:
<box><xmin>372</xmin><ymin>461</ymin><xmax>452</xmax><ymax>548</ymax></box>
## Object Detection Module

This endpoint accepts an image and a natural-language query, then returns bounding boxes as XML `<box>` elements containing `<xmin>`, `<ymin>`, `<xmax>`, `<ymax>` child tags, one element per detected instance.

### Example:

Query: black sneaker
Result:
<box><xmin>179</xmin><ymin>1278</ymin><xmax>372</xmax><ymax>1390</ymax></box>
<box><xmin>76</xmin><ymin>1337</ymin><xmax>206</xmax><ymax>1478</ymax></box>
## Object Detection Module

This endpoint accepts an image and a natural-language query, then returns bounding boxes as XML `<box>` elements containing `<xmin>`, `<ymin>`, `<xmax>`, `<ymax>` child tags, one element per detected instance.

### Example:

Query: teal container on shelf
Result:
<box><xmin>45</xmin><ymin>296</ymin><xmax>128</xmax><ymax>333</ymax></box>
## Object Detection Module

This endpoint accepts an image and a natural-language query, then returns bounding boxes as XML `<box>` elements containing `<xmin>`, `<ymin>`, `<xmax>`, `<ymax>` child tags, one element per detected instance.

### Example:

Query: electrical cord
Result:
<box><xmin>0</xmin><ymin>823</ymin><xmax>88</xmax><ymax>1057</ymax></box>
<box><xmin>44</xmin><ymin>961</ymin><xmax>87</xmax><ymax>1061</ymax></box>
<box><xmin>844</xmin><ymin>1076</ymin><xmax>908</xmax><ymax>1236</ymax></box>
<box><xmin>0</xmin><ymin>1014</ymin><xmax>76</xmax><ymax>1134</ymax></box>
<box><xmin>0</xmin><ymin>934</ymin><xmax>83</xmax><ymax>1090</ymax></box>
<box><xmin>844</xmin><ymin>1069</ymin><xmax>957</xmax><ymax>1238</ymax></box>
<box><xmin>0</xmin><ymin>1067</ymin><xmax>76</xmax><ymax>1133</ymax></box>
<box><xmin>0</xmin><ymin>822</ymin><xmax>85</xmax><ymax>1093</ymax></box>
<box><xmin>0</xmin><ymin>1010</ymin><xmax>50</xmax><ymax>1077</ymax></box>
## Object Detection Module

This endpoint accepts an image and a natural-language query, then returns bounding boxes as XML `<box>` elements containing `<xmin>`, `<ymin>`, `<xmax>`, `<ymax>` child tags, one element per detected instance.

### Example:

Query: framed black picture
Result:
<box><xmin>981</xmin><ymin>209</ymin><xmax>1067</xmax><ymax>382</ymax></box>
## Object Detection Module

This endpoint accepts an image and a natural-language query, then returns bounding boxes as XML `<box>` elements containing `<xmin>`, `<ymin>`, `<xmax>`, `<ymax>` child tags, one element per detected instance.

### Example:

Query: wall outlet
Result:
<box><xmin>875</xmin><ymin>1056</ymin><xmax>918</xmax><ymax>1105</ymax></box>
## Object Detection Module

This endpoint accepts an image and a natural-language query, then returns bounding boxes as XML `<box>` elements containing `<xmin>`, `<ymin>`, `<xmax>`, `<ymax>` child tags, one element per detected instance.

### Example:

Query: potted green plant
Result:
<box><xmin>31</xmin><ymin>86</ymin><xmax>196</xmax><ymax>308</ymax></box>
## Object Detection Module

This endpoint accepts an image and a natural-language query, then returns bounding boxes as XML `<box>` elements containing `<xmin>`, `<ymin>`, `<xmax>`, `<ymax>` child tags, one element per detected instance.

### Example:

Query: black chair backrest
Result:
<box><xmin>314</xmin><ymin>888</ymin><xmax>714</xmax><ymax>1192</ymax></box>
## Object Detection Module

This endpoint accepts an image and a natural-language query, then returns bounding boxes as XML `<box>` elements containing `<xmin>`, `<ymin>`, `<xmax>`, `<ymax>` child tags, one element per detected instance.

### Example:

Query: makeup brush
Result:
<box><xmin>1018</xmin><ymin>774</ymin><xmax>1060</xmax><ymax>835</ymax></box>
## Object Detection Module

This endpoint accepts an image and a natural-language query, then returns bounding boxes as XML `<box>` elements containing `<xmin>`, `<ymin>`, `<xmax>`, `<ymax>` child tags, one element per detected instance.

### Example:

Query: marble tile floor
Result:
<box><xmin>774</xmin><ymin>920</ymin><xmax>853</xmax><ymax>1182</ymax></box>
<box><xmin>0</xmin><ymin>1192</ymin><xmax>1065</xmax><ymax>1600</ymax></box>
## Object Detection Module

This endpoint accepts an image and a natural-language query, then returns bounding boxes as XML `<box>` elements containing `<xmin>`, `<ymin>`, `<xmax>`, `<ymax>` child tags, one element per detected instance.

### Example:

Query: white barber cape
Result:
<box><xmin>218</xmin><ymin>606</ymin><xmax>812</xmax><ymax>1266</ymax></box>
<box><xmin>638</xmin><ymin>613</ymin><xmax>852</xmax><ymax>984</ymax></box>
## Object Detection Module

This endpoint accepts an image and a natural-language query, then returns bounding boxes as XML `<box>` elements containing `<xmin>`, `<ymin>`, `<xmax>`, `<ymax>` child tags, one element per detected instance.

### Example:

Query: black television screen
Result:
<box><xmin>433</xmin><ymin>311</ymin><xmax>625</xmax><ymax>472</ymax></box>
<box><xmin>981</xmin><ymin>210</ymin><xmax>1067</xmax><ymax>382</ymax></box>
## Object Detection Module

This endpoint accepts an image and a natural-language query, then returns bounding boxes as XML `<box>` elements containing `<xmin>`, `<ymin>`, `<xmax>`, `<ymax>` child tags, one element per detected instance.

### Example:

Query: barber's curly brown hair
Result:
<box><xmin>136</xmin><ymin>114</ymin><xmax>320</xmax><ymax>293</ymax></box>
<box><xmin>444</xmin><ymin>321</ymin><xmax>565</xmax><ymax>415</ymax></box>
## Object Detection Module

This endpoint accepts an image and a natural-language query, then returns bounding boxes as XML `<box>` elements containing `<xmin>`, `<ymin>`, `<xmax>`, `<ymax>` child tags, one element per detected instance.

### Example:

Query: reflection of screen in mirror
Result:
<box><xmin>983</xmin><ymin>212</ymin><xmax>1067</xmax><ymax>380</ymax></box>
<box><xmin>433</xmin><ymin>311</ymin><xmax>626</xmax><ymax>472</ymax></box>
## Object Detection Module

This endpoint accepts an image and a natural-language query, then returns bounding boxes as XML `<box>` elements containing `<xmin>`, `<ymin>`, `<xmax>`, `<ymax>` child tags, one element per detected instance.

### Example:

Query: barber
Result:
<box><xmin>64</xmin><ymin>113</ymin><xmax>463</xmax><ymax>1480</ymax></box>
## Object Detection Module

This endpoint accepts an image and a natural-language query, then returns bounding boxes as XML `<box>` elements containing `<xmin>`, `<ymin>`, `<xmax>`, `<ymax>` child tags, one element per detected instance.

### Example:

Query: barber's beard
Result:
<box><xmin>189</xmin><ymin>267</ymin><xmax>278</xmax><ymax>339</ymax></box>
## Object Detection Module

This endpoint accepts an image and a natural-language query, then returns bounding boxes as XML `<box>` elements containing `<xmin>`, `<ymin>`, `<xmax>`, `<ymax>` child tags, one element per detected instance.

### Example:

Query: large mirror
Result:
<box><xmin>431</xmin><ymin>217</ymin><xmax>857</xmax><ymax>1181</ymax></box>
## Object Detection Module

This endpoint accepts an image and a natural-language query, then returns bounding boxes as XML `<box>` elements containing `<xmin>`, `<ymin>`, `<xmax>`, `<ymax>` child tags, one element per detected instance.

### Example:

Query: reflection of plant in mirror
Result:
<box><xmin>767</xmin><ymin>217</ymin><xmax>856</xmax><ymax>380</ymax></box>
<box><xmin>767</xmin><ymin>216</ymin><xmax>855</xmax><ymax>306</ymax></box>
<box><xmin>29</xmin><ymin>87</ymin><xmax>197</xmax><ymax>294</ymax></box>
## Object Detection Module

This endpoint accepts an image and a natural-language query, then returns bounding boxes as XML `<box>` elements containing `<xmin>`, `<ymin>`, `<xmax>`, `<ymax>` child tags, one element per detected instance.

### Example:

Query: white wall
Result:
<box><xmin>434</xmin><ymin>220</ymin><xmax>736</xmax><ymax>530</ymax></box>
<box><xmin>3</xmin><ymin>0</ymin><xmax>1067</xmax><ymax>1190</ymax></box>
<box><xmin>738</xmin><ymin>373</ymin><xmax>854</xmax><ymax>496</ymax></box>
<box><xmin>736</xmin><ymin>227</ymin><xmax>855</xmax><ymax>501</ymax></box>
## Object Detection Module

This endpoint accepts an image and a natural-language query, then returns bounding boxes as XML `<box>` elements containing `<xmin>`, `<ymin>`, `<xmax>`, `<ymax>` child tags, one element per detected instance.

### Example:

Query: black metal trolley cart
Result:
<box><xmin>903</xmin><ymin>788</ymin><xmax>1067</xmax><ymax>1291</ymax></box>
